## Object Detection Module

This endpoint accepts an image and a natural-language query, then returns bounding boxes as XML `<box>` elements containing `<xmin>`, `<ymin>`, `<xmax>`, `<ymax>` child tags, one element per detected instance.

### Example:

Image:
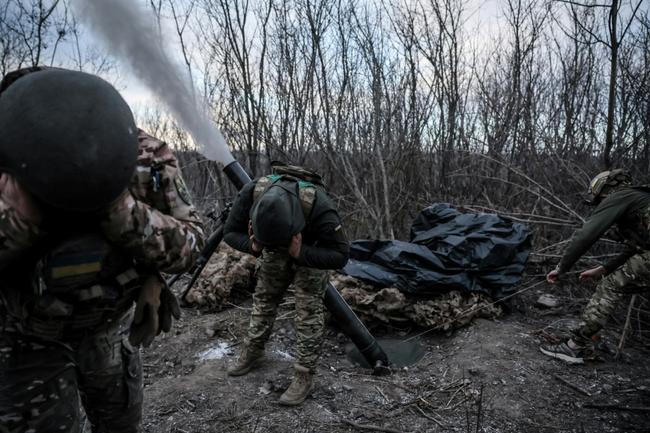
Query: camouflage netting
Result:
<box><xmin>330</xmin><ymin>274</ymin><xmax>503</xmax><ymax>330</ymax></box>
<box><xmin>185</xmin><ymin>244</ymin><xmax>257</xmax><ymax>309</ymax></box>
<box><xmin>186</xmin><ymin>246</ymin><xmax>501</xmax><ymax>330</ymax></box>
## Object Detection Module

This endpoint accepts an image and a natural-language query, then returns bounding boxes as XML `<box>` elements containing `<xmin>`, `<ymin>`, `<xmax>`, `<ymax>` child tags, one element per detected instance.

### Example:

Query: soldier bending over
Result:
<box><xmin>224</xmin><ymin>166</ymin><xmax>349</xmax><ymax>405</ymax></box>
<box><xmin>543</xmin><ymin>169</ymin><xmax>650</xmax><ymax>364</ymax></box>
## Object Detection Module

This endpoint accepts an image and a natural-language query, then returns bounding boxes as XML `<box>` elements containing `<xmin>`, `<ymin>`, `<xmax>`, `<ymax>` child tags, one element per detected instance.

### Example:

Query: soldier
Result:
<box><xmin>0</xmin><ymin>68</ymin><xmax>204</xmax><ymax>432</ymax></box>
<box><xmin>223</xmin><ymin>167</ymin><xmax>349</xmax><ymax>405</ymax></box>
<box><xmin>542</xmin><ymin>169</ymin><xmax>650</xmax><ymax>364</ymax></box>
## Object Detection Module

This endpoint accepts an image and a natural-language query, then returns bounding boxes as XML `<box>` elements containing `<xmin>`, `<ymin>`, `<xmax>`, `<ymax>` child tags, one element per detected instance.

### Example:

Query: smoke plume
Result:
<box><xmin>72</xmin><ymin>0</ymin><xmax>234</xmax><ymax>165</ymax></box>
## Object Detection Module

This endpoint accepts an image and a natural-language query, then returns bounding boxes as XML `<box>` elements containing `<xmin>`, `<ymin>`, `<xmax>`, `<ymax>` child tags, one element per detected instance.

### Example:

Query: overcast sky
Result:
<box><xmin>64</xmin><ymin>0</ymin><xmax>648</xmax><ymax>114</ymax></box>
<box><xmin>97</xmin><ymin>0</ymin><xmax>503</xmax><ymax>110</ymax></box>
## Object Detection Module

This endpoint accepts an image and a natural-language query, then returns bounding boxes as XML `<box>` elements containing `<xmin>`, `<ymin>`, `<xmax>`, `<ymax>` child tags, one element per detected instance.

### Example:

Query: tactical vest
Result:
<box><xmin>252</xmin><ymin>164</ymin><xmax>326</xmax><ymax>218</ymax></box>
<box><xmin>1</xmin><ymin>232</ymin><xmax>141</xmax><ymax>340</ymax></box>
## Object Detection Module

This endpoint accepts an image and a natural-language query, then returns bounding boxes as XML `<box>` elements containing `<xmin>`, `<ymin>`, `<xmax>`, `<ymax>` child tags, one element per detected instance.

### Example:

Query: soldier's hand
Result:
<box><xmin>288</xmin><ymin>233</ymin><xmax>302</xmax><ymax>259</ymax></box>
<box><xmin>0</xmin><ymin>173</ymin><xmax>42</xmax><ymax>224</ymax></box>
<box><xmin>102</xmin><ymin>188</ymin><xmax>136</xmax><ymax>216</ymax></box>
<box><xmin>251</xmin><ymin>237</ymin><xmax>263</xmax><ymax>253</ymax></box>
<box><xmin>158</xmin><ymin>282</ymin><xmax>181</xmax><ymax>334</ymax></box>
<box><xmin>546</xmin><ymin>269</ymin><xmax>560</xmax><ymax>284</ymax></box>
<box><xmin>129</xmin><ymin>275</ymin><xmax>162</xmax><ymax>348</ymax></box>
<box><xmin>248</xmin><ymin>235</ymin><xmax>263</xmax><ymax>256</ymax></box>
<box><xmin>248</xmin><ymin>220</ymin><xmax>263</xmax><ymax>256</ymax></box>
<box><xmin>579</xmin><ymin>265</ymin><xmax>606</xmax><ymax>282</ymax></box>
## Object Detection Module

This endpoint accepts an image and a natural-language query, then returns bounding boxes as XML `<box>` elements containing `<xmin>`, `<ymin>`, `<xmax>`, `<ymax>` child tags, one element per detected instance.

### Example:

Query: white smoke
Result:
<box><xmin>72</xmin><ymin>0</ymin><xmax>234</xmax><ymax>165</ymax></box>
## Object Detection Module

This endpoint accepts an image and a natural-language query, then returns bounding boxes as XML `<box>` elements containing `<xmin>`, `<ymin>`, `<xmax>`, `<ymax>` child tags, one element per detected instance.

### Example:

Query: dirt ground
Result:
<box><xmin>140</xmin><ymin>278</ymin><xmax>650</xmax><ymax>433</ymax></box>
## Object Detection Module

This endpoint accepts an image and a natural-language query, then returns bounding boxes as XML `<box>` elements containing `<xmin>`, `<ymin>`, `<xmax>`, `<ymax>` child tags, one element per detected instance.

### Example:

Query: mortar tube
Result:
<box><xmin>221</xmin><ymin>160</ymin><xmax>390</xmax><ymax>372</ymax></box>
<box><xmin>223</xmin><ymin>160</ymin><xmax>252</xmax><ymax>190</ymax></box>
<box><xmin>324</xmin><ymin>283</ymin><xmax>389</xmax><ymax>372</ymax></box>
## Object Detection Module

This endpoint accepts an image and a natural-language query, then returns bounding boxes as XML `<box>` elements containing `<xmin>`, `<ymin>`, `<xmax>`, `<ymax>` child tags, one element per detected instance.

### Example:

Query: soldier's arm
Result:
<box><xmin>223</xmin><ymin>181</ymin><xmax>257</xmax><ymax>255</ymax></box>
<box><xmin>295</xmin><ymin>192</ymin><xmax>350</xmax><ymax>270</ymax></box>
<box><xmin>0</xmin><ymin>173</ymin><xmax>42</xmax><ymax>270</ymax></box>
<box><xmin>100</xmin><ymin>131</ymin><xmax>204</xmax><ymax>274</ymax></box>
<box><xmin>557</xmin><ymin>193</ymin><xmax>632</xmax><ymax>274</ymax></box>
<box><xmin>601</xmin><ymin>246</ymin><xmax>637</xmax><ymax>274</ymax></box>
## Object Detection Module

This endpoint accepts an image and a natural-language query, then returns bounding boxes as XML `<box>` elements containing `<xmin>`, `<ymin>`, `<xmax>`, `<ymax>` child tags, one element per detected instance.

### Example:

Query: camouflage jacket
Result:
<box><xmin>0</xmin><ymin>129</ymin><xmax>204</xmax><ymax>275</ymax></box>
<box><xmin>557</xmin><ymin>187</ymin><xmax>650</xmax><ymax>274</ymax></box>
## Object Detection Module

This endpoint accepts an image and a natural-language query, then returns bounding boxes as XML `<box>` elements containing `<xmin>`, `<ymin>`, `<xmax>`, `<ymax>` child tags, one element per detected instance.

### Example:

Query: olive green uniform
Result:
<box><xmin>556</xmin><ymin>187</ymin><xmax>650</xmax><ymax>344</ymax></box>
<box><xmin>224</xmin><ymin>178</ymin><xmax>349</xmax><ymax>371</ymax></box>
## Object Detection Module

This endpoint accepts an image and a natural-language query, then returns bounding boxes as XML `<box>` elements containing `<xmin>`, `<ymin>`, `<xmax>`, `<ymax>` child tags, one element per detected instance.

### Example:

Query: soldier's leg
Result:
<box><xmin>278</xmin><ymin>266</ymin><xmax>327</xmax><ymax>406</ymax></box>
<box><xmin>572</xmin><ymin>252</ymin><xmax>650</xmax><ymax>345</ymax></box>
<box><xmin>246</xmin><ymin>250</ymin><xmax>293</xmax><ymax>352</ymax></box>
<box><xmin>76</xmin><ymin>312</ymin><xmax>142</xmax><ymax>433</ymax></box>
<box><xmin>291</xmin><ymin>266</ymin><xmax>328</xmax><ymax>371</ymax></box>
<box><xmin>0</xmin><ymin>333</ymin><xmax>81</xmax><ymax>433</ymax></box>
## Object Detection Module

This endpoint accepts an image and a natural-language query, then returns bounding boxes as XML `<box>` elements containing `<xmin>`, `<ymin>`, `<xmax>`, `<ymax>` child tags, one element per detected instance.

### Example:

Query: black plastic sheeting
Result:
<box><xmin>342</xmin><ymin>204</ymin><xmax>531</xmax><ymax>300</ymax></box>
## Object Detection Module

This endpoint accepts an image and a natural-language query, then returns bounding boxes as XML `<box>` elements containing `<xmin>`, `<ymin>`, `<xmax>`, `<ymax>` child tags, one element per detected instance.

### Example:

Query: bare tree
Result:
<box><xmin>553</xmin><ymin>0</ymin><xmax>645</xmax><ymax>168</ymax></box>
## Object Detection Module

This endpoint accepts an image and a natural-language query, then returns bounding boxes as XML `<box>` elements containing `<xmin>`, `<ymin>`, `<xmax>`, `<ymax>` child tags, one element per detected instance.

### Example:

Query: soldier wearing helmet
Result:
<box><xmin>542</xmin><ymin>169</ymin><xmax>650</xmax><ymax>364</ymax></box>
<box><xmin>223</xmin><ymin>166</ymin><xmax>349</xmax><ymax>406</ymax></box>
<box><xmin>0</xmin><ymin>68</ymin><xmax>204</xmax><ymax>432</ymax></box>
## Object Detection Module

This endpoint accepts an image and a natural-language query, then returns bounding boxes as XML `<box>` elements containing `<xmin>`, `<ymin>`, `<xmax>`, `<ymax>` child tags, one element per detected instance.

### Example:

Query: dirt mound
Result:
<box><xmin>143</xmin><ymin>287</ymin><xmax>650</xmax><ymax>433</ymax></box>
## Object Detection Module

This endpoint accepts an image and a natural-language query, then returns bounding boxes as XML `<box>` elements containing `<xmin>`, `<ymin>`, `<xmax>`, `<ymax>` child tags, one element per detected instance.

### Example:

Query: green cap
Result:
<box><xmin>250</xmin><ymin>181</ymin><xmax>305</xmax><ymax>247</ymax></box>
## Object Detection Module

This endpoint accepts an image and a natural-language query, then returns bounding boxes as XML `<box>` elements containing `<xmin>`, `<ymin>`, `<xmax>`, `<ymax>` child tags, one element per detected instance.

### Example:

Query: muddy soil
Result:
<box><xmin>141</xmin><ymin>280</ymin><xmax>650</xmax><ymax>433</ymax></box>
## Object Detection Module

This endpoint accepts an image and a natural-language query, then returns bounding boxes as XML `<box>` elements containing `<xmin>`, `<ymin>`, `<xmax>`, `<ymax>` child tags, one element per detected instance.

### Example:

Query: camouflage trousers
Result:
<box><xmin>0</xmin><ymin>311</ymin><xmax>142</xmax><ymax>433</ymax></box>
<box><xmin>572</xmin><ymin>251</ymin><xmax>650</xmax><ymax>344</ymax></box>
<box><xmin>246</xmin><ymin>249</ymin><xmax>328</xmax><ymax>372</ymax></box>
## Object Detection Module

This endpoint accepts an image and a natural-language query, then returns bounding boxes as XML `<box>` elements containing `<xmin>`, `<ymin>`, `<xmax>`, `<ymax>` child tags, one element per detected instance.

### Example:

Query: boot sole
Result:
<box><xmin>227</xmin><ymin>358</ymin><xmax>262</xmax><ymax>376</ymax></box>
<box><xmin>227</xmin><ymin>366</ymin><xmax>254</xmax><ymax>377</ymax></box>
<box><xmin>539</xmin><ymin>347</ymin><xmax>584</xmax><ymax>365</ymax></box>
<box><xmin>278</xmin><ymin>394</ymin><xmax>309</xmax><ymax>406</ymax></box>
<box><xmin>278</xmin><ymin>385</ymin><xmax>313</xmax><ymax>406</ymax></box>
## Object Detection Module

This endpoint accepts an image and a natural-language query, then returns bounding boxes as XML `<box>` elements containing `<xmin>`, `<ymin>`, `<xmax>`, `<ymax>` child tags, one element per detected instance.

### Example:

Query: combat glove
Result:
<box><xmin>129</xmin><ymin>274</ymin><xmax>182</xmax><ymax>347</ymax></box>
<box><xmin>130</xmin><ymin>274</ymin><xmax>162</xmax><ymax>347</ymax></box>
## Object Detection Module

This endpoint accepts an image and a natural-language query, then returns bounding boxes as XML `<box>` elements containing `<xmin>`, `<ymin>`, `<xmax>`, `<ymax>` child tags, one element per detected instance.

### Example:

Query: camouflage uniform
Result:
<box><xmin>555</xmin><ymin>188</ymin><xmax>650</xmax><ymax>345</ymax></box>
<box><xmin>249</xmin><ymin>249</ymin><xmax>329</xmax><ymax>370</ymax></box>
<box><xmin>575</xmin><ymin>250</ymin><xmax>650</xmax><ymax>341</ymax></box>
<box><xmin>0</xmin><ymin>130</ymin><xmax>203</xmax><ymax>433</ymax></box>
<box><xmin>224</xmin><ymin>176</ymin><xmax>349</xmax><ymax>372</ymax></box>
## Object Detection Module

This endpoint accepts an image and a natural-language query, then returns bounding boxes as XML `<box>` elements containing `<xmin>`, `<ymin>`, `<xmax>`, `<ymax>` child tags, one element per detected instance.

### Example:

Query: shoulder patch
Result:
<box><xmin>174</xmin><ymin>176</ymin><xmax>193</xmax><ymax>205</ymax></box>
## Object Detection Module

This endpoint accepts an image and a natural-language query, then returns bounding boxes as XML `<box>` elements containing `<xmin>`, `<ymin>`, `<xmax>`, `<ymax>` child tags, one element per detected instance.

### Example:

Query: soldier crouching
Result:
<box><xmin>0</xmin><ymin>68</ymin><xmax>204</xmax><ymax>432</ymax></box>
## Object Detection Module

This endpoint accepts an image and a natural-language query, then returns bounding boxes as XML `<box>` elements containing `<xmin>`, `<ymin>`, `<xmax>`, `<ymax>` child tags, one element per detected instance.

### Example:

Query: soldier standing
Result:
<box><xmin>542</xmin><ymin>169</ymin><xmax>650</xmax><ymax>364</ymax></box>
<box><xmin>223</xmin><ymin>167</ymin><xmax>349</xmax><ymax>405</ymax></box>
<box><xmin>0</xmin><ymin>68</ymin><xmax>204</xmax><ymax>432</ymax></box>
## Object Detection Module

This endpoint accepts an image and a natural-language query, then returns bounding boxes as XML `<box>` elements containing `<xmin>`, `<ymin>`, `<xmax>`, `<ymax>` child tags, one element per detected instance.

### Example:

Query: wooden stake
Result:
<box><xmin>616</xmin><ymin>295</ymin><xmax>637</xmax><ymax>358</ymax></box>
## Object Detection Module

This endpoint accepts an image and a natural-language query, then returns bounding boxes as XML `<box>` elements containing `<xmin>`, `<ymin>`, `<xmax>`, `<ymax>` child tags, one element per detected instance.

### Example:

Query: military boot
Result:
<box><xmin>227</xmin><ymin>347</ymin><xmax>263</xmax><ymax>376</ymax></box>
<box><xmin>279</xmin><ymin>364</ymin><xmax>313</xmax><ymax>406</ymax></box>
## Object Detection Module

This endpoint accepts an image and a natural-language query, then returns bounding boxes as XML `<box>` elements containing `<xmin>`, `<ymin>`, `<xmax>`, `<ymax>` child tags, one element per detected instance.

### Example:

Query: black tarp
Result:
<box><xmin>342</xmin><ymin>203</ymin><xmax>531</xmax><ymax>299</ymax></box>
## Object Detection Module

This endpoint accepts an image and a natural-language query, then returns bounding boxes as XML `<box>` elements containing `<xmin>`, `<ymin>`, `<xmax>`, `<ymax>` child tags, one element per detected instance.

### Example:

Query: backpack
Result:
<box><xmin>253</xmin><ymin>163</ymin><xmax>325</xmax><ymax>218</ymax></box>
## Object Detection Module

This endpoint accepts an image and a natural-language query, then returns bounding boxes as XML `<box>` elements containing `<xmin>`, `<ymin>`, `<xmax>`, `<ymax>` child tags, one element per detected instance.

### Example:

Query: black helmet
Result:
<box><xmin>0</xmin><ymin>66</ymin><xmax>47</xmax><ymax>94</ymax></box>
<box><xmin>250</xmin><ymin>181</ymin><xmax>305</xmax><ymax>247</ymax></box>
<box><xmin>585</xmin><ymin>169</ymin><xmax>632</xmax><ymax>205</ymax></box>
<box><xmin>0</xmin><ymin>68</ymin><xmax>138</xmax><ymax>211</ymax></box>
